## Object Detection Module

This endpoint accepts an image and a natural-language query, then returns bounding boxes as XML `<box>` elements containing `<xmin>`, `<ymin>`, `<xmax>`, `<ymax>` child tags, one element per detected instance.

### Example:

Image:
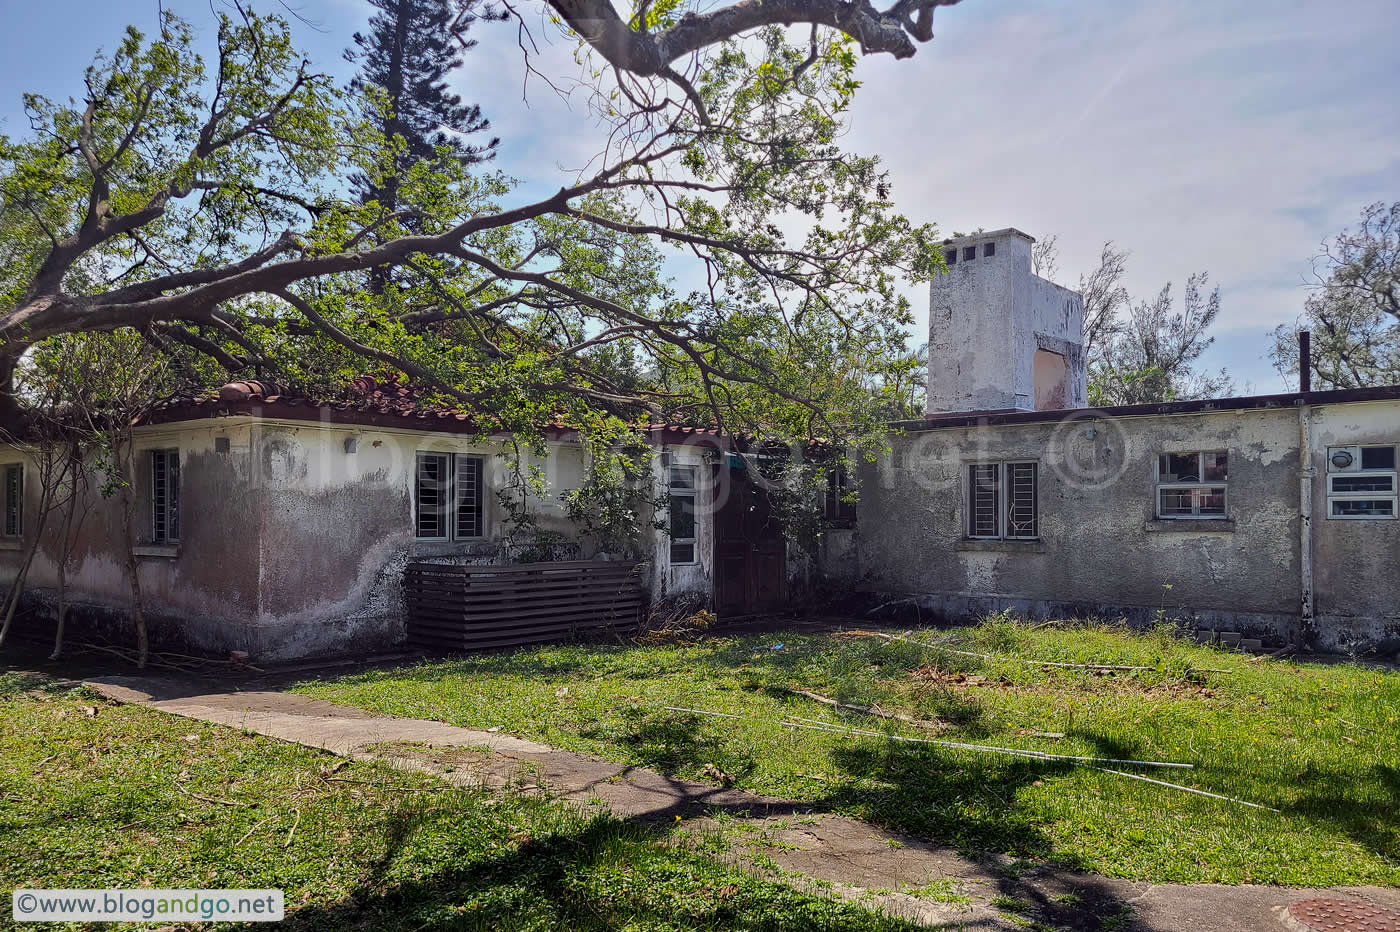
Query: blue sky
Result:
<box><xmin>2</xmin><ymin>0</ymin><xmax>1397</xmax><ymax>392</ymax></box>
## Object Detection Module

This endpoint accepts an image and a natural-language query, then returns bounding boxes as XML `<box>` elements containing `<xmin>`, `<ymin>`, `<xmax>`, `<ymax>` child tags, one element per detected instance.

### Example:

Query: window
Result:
<box><xmin>944</xmin><ymin>248</ymin><xmax>957</xmax><ymax>265</ymax></box>
<box><xmin>3</xmin><ymin>464</ymin><xmax>21</xmax><ymax>538</ymax></box>
<box><xmin>455</xmin><ymin>455</ymin><xmax>485</xmax><ymax>538</ymax></box>
<box><xmin>962</xmin><ymin>246</ymin><xmax>977</xmax><ymax>262</ymax></box>
<box><xmin>668</xmin><ymin>465</ymin><xmax>698</xmax><ymax>564</ymax></box>
<box><xmin>983</xmin><ymin>241</ymin><xmax>996</xmax><ymax>258</ymax></box>
<box><xmin>824</xmin><ymin>466</ymin><xmax>856</xmax><ymax>524</ymax></box>
<box><xmin>1327</xmin><ymin>444</ymin><xmax>1396</xmax><ymax>519</ymax></box>
<box><xmin>415</xmin><ymin>453</ymin><xmax>487</xmax><ymax>539</ymax></box>
<box><xmin>967</xmin><ymin>461</ymin><xmax>1038</xmax><ymax>540</ymax></box>
<box><xmin>1155</xmin><ymin>451</ymin><xmax>1228</xmax><ymax>519</ymax></box>
<box><xmin>150</xmin><ymin>449</ymin><xmax>180</xmax><ymax>543</ymax></box>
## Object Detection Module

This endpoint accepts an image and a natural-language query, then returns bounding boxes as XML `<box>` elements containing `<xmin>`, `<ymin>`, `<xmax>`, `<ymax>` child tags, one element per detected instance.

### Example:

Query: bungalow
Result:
<box><xmin>818</xmin><ymin>229</ymin><xmax>1400</xmax><ymax>654</ymax></box>
<box><xmin>1</xmin><ymin>227</ymin><xmax>1396</xmax><ymax>660</ymax></box>
<box><xmin>0</xmin><ymin>379</ymin><xmax>787</xmax><ymax>660</ymax></box>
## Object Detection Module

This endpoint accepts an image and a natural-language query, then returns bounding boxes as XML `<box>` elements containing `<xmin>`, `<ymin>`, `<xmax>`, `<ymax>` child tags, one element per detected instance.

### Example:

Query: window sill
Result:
<box><xmin>957</xmin><ymin>538</ymin><xmax>1045</xmax><ymax>553</ymax></box>
<box><xmin>410</xmin><ymin>539</ymin><xmax>493</xmax><ymax>558</ymax></box>
<box><xmin>1144</xmin><ymin>518</ymin><xmax>1235</xmax><ymax>533</ymax></box>
<box><xmin>133</xmin><ymin>544</ymin><xmax>181</xmax><ymax>559</ymax></box>
<box><xmin>0</xmin><ymin>538</ymin><xmax>22</xmax><ymax>551</ymax></box>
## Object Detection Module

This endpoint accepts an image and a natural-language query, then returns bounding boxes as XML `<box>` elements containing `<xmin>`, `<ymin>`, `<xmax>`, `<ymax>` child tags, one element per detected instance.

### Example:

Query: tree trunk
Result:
<box><xmin>0</xmin><ymin>484</ymin><xmax>54</xmax><ymax>650</ymax></box>
<box><xmin>50</xmin><ymin>447</ymin><xmax>84</xmax><ymax>661</ymax></box>
<box><xmin>115</xmin><ymin>438</ymin><xmax>149</xmax><ymax>668</ymax></box>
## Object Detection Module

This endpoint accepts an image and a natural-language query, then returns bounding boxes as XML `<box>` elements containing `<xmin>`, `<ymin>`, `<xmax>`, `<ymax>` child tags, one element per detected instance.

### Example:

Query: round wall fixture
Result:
<box><xmin>1331</xmin><ymin>450</ymin><xmax>1355</xmax><ymax>469</ymax></box>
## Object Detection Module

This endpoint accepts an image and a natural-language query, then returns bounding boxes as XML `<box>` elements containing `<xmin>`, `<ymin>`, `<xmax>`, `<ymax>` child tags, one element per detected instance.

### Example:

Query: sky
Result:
<box><xmin>1</xmin><ymin>0</ymin><xmax>1396</xmax><ymax>393</ymax></box>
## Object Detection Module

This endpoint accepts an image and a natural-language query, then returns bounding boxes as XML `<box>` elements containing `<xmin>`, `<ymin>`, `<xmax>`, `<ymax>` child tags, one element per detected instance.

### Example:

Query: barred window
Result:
<box><xmin>3</xmin><ymin>464</ymin><xmax>22</xmax><ymax>538</ymax></box>
<box><xmin>150</xmin><ymin>449</ymin><xmax>180</xmax><ymax>544</ymax></box>
<box><xmin>669</xmin><ymin>465</ymin><xmax>698</xmax><ymax>564</ymax></box>
<box><xmin>967</xmin><ymin>461</ymin><xmax>1038</xmax><ymax>540</ymax></box>
<box><xmin>1156</xmin><ymin>451</ymin><xmax>1227</xmax><ymax>519</ymax></box>
<box><xmin>415</xmin><ymin>453</ymin><xmax>450</xmax><ymax>539</ymax></box>
<box><xmin>454</xmin><ymin>455</ymin><xmax>485</xmax><ymax>538</ymax></box>
<box><xmin>416</xmin><ymin>452</ymin><xmax>487</xmax><ymax>540</ymax></box>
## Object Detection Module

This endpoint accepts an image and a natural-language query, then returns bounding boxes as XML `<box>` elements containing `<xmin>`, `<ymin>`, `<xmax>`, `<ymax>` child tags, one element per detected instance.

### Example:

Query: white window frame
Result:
<box><xmin>415</xmin><ymin>452</ymin><xmax>488</xmax><ymax>541</ymax></box>
<box><xmin>966</xmin><ymin>460</ymin><xmax>1039</xmax><ymax>541</ymax></box>
<box><xmin>2</xmin><ymin>463</ymin><xmax>22</xmax><ymax>538</ymax></box>
<box><xmin>1154</xmin><ymin>450</ymin><xmax>1229</xmax><ymax>520</ymax></box>
<box><xmin>150</xmin><ymin>448</ymin><xmax>180</xmax><ymax>544</ymax></box>
<box><xmin>668</xmin><ymin>463</ymin><xmax>699</xmax><ymax>565</ymax></box>
<box><xmin>1326</xmin><ymin>444</ymin><xmax>1397</xmax><ymax>520</ymax></box>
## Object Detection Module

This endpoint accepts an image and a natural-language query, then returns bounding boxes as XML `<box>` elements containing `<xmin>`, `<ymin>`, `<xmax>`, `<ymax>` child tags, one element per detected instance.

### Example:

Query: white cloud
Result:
<box><xmin>843</xmin><ymin>0</ymin><xmax>1400</xmax><ymax>391</ymax></box>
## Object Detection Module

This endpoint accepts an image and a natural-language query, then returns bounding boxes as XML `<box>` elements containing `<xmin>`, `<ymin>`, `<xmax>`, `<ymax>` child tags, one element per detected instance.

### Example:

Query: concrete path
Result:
<box><xmin>86</xmin><ymin>673</ymin><xmax>1400</xmax><ymax>932</ymax></box>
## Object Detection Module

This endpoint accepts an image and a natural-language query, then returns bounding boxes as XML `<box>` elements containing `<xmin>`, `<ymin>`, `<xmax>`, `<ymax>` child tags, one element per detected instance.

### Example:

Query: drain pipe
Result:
<box><xmin>1298</xmin><ymin>331</ymin><xmax>1315</xmax><ymax>648</ymax></box>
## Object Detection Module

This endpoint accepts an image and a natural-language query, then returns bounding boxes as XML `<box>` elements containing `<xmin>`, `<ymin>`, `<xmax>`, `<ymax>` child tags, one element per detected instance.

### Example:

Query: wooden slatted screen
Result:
<box><xmin>404</xmin><ymin>560</ymin><xmax>644</xmax><ymax>651</ymax></box>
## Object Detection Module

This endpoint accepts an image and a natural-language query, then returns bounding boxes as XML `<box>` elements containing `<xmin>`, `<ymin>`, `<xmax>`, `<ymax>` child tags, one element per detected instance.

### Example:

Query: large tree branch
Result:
<box><xmin>533</xmin><ymin>0</ymin><xmax>963</xmax><ymax>75</ymax></box>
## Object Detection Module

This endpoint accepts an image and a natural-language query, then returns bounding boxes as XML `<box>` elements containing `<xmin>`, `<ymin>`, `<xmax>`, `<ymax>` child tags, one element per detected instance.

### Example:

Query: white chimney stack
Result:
<box><xmin>926</xmin><ymin>228</ymin><xmax>1087</xmax><ymax>416</ymax></box>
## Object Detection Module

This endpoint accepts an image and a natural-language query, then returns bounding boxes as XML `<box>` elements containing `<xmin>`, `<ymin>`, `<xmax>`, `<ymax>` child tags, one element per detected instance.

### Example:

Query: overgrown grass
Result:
<box><xmin>0</xmin><ymin>672</ymin><xmax>920</xmax><ymax>931</ymax></box>
<box><xmin>292</xmin><ymin>618</ymin><xmax>1400</xmax><ymax>886</ymax></box>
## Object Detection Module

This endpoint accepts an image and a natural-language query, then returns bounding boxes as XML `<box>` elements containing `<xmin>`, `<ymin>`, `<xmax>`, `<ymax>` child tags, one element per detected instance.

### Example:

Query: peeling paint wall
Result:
<box><xmin>0</xmin><ymin>422</ymin><xmax>265</xmax><ymax>654</ymax></box>
<box><xmin>1309</xmin><ymin>402</ymin><xmax>1400</xmax><ymax>649</ymax></box>
<box><xmin>927</xmin><ymin>229</ymin><xmax>1087</xmax><ymax>415</ymax></box>
<box><xmin>0</xmin><ymin>416</ymin><xmax>687</xmax><ymax>661</ymax></box>
<box><xmin>827</xmin><ymin>400</ymin><xmax>1400</xmax><ymax>652</ymax></box>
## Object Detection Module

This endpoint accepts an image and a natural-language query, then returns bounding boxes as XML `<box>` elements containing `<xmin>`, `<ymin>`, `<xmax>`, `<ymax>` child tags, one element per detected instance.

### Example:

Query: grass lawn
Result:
<box><xmin>291</xmin><ymin>617</ymin><xmax>1400</xmax><ymax>887</ymax></box>
<box><xmin>0</xmin><ymin>672</ymin><xmax>921</xmax><ymax>931</ymax></box>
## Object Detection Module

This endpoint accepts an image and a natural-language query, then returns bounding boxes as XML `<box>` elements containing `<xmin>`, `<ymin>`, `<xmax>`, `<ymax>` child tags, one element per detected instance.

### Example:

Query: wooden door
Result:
<box><xmin>712</xmin><ymin>463</ymin><xmax>787</xmax><ymax>616</ymax></box>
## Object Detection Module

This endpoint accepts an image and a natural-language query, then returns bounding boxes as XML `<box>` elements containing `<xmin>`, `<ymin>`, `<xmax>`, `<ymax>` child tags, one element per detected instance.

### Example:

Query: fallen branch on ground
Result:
<box><xmin>75</xmin><ymin>641</ymin><xmax>266</xmax><ymax>673</ymax></box>
<box><xmin>175</xmin><ymin>783</ymin><xmax>255</xmax><ymax>808</ymax></box>
<box><xmin>234</xmin><ymin>816</ymin><xmax>275</xmax><ymax>847</ymax></box>
<box><xmin>781</xmin><ymin>715</ymin><xmax>1195</xmax><ymax>769</ymax></box>
<box><xmin>661</xmin><ymin>704</ymin><xmax>1193</xmax><ymax>769</ymax></box>
<box><xmin>320</xmin><ymin>776</ymin><xmax>455</xmax><ymax>792</ymax></box>
<box><xmin>283</xmin><ymin>808</ymin><xmax>300</xmax><ymax>848</ymax></box>
<box><xmin>777</xmin><ymin>687</ymin><xmax>946</xmax><ymax>732</ymax></box>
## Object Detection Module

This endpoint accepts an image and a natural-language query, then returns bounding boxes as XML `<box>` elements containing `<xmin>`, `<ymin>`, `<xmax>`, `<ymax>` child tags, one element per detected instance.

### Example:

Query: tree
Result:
<box><xmin>1091</xmin><ymin>273</ymin><xmax>1234</xmax><ymax>405</ymax></box>
<box><xmin>1034</xmin><ymin>236</ymin><xmax>1229</xmax><ymax>404</ymax></box>
<box><xmin>515</xmin><ymin>0</ymin><xmax>966</xmax><ymax>77</ymax></box>
<box><xmin>347</xmin><ymin>0</ymin><xmax>499</xmax><ymax>212</ymax></box>
<box><xmin>1077</xmin><ymin>241</ymin><xmax>1130</xmax><ymax>363</ymax></box>
<box><xmin>1270</xmin><ymin>201</ymin><xmax>1400</xmax><ymax>390</ymax></box>
<box><xmin>3</xmin><ymin>332</ymin><xmax>183</xmax><ymax>666</ymax></box>
<box><xmin>0</xmin><ymin>11</ymin><xmax>937</xmax><ymax>459</ymax></box>
<box><xmin>1032</xmin><ymin>236</ymin><xmax>1129</xmax><ymax>361</ymax></box>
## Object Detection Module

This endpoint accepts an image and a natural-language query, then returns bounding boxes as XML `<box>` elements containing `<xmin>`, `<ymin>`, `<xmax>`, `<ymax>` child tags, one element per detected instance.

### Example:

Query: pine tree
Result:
<box><xmin>346</xmin><ymin>0</ymin><xmax>498</xmax><ymax>210</ymax></box>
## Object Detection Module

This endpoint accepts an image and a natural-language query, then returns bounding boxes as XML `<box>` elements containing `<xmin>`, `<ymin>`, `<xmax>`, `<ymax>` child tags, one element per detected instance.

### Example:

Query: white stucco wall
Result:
<box><xmin>927</xmin><ymin>229</ymin><xmax>1087</xmax><ymax>415</ymax></box>
<box><xmin>824</xmin><ymin>398</ymin><xmax>1400</xmax><ymax>652</ymax></box>
<box><xmin>0</xmin><ymin>415</ymin><xmax>684</xmax><ymax>660</ymax></box>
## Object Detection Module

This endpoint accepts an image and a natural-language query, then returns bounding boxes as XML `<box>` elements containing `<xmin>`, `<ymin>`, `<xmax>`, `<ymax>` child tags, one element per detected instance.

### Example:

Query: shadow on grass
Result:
<box><xmin>607</xmin><ymin>707</ymin><xmax>757</xmax><ymax>785</ymax></box>
<box><xmin>274</xmin><ymin>814</ymin><xmax>930</xmax><ymax>932</ymax></box>
<box><xmin>1282</xmin><ymin>761</ymin><xmax>1400</xmax><ymax>867</ymax></box>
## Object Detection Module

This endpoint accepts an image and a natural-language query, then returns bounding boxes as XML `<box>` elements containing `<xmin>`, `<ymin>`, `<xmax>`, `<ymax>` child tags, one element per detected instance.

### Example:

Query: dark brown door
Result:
<box><xmin>712</xmin><ymin>463</ymin><xmax>787</xmax><ymax>616</ymax></box>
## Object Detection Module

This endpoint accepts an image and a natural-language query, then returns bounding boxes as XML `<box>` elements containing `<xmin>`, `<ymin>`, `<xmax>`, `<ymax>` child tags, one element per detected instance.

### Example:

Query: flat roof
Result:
<box><xmin>897</xmin><ymin>385</ymin><xmax>1400</xmax><ymax>432</ymax></box>
<box><xmin>938</xmin><ymin>228</ymin><xmax>1036</xmax><ymax>246</ymax></box>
